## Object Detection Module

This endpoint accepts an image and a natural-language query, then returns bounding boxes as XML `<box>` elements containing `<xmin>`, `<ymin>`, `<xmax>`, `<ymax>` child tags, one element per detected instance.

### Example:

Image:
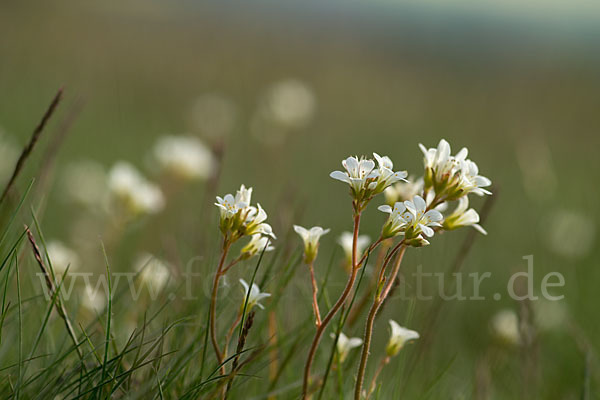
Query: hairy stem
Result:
<box><xmin>354</xmin><ymin>246</ymin><xmax>406</xmax><ymax>400</ymax></box>
<box><xmin>210</xmin><ymin>238</ymin><xmax>231</xmax><ymax>375</ymax></box>
<box><xmin>302</xmin><ymin>213</ymin><xmax>361</xmax><ymax>399</ymax></box>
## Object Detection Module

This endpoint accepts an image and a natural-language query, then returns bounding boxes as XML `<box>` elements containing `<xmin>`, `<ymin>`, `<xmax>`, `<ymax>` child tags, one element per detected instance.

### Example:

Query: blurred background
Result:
<box><xmin>1</xmin><ymin>0</ymin><xmax>599</xmax><ymax>398</ymax></box>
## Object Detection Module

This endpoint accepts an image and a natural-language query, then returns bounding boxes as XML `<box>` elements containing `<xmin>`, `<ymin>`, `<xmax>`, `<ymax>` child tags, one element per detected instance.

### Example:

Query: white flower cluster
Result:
<box><xmin>373</xmin><ymin>139</ymin><xmax>491</xmax><ymax>245</ymax></box>
<box><xmin>215</xmin><ymin>184</ymin><xmax>275</xmax><ymax>253</ymax></box>
<box><xmin>419</xmin><ymin>139</ymin><xmax>491</xmax><ymax>200</ymax></box>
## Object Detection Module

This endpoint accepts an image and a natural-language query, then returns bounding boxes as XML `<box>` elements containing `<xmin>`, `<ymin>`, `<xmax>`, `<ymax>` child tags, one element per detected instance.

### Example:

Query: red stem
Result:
<box><xmin>354</xmin><ymin>246</ymin><xmax>407</xmax><ymax>400</ymax></box>
<box><xmin>301</xmin><ymin>213</ymin><xmax>361</xmax><ymax>399</ymax></box>
<box><xmin>210</xmin><ymin>238</ymin><xmax>231</xmax><ymax>376</ymax></box>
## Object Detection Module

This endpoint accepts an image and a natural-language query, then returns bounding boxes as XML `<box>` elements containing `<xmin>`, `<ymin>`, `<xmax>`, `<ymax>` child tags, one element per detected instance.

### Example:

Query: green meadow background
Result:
<box><xmin>0</xmin><ymin>1</ymin><xmax>598</xmax><ymax>398</ymax></box>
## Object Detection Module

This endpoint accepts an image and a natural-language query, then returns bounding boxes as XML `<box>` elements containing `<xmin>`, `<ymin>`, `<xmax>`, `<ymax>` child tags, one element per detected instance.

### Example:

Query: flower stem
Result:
<box><xmin>210</xmin><ymin>237</ymin><xmax>231</xmax><ymax>375</ymax></box>
<box><xmin>308</xmin><ymin>261</ymin><xmax>322</xmax><ymax>327</ymax></box>
<box><xmin>354</xmin><ymin>245</ymin><xmax>406</xmax><ymax>400</ymax></box>
<box><xmin>223</xmin><ymin>311</ymin><xmax>243</xmax><ymax>360</ymax></box>
<box><xmin>347</xmin><ymin>239</ymin><xmax>390</xmax><ymax>327</ymax></box>
<box><xmin>301</xmin><ymin>212</ymin><xmax>361</xmax><ymax>399</ymax></box>
<box><xmin>368</xmin><ymin>356</ymin><xmax>390</xmax><ymax>399</ymax></box>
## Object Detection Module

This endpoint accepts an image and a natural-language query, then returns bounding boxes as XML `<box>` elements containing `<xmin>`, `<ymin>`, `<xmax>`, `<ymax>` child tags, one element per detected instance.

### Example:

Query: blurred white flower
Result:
<box><xmin>241</xmin><ymin>234</ymin><xmax>274</xmax><ymax>259</ymax></box>
<box><xmin>337</xmin><ymin>231</ymin><xmax>370</xmax><ymax>263</ymax></box>
<box><xmin>264</xmin><ymin>79</ymin><xmax>316</xmax><ymax>128</ymax></box>
<box><xmin>542</xmin><ymin>209</ymin><xmax>595</xmax><ymax>259</ymax></box>
<box><xmin>108</xmin><ymin>162</ymin><xmax>165</xmax><ymax>215</ymax></box>
<box><xmin>61</xmin><ymin>160</ymin><xmax>107</xmax><ymax>208</ymax></box>
<box><xmin>46</xmin><ymin>240</ymin><xmax>79</xmax><ymax>275</ymax></box>
<box><xmin>442</xmin><ymin>197</ymin><xmax>487</xmax><ymax>234</ymax></box>
<box><xmin>294</xmin><ymin>225</ymin><xmax>330</xmax><ymax>264</ymax></box>
<box><xmin>135</xmin><ymin>253</ymin><xmax>171</xmax><ymax>293</ymax></box>
<box><xmin>386</xmin><ymin>320</ymin><xmax>419</xmax><ymax>357</ymax></box>
<box><xmin>251</xmin><ymin>80</ymin><xmax>316</xmax><ymax>146</ymax></box>
<box><xmin>384</xmin><ymin>176</ymin><xmax>424</xmax><ymax>205</ymax></box>
<box><xmin>81</xmin><ymin>284</ymin><xmax>106</xmax><ymax>313</ymax></box>
<box><xmin>190</xmin><ymin>93</ymin><xmax>237</xmax><ymax>140</ymax></box>
<box><xmin>490</xmin><ymin>309</ymin><xmax>520</xmax><ymax>346</ymax></box>
<box><xmin>239</xmin><ymin>279</ymin><xmax>271</xmax><ymax>311</ymax></box>
<box><xmin>331</xmin><ymin>332</ymin><xmax>362</xmax><ymax>363</ymax></box>
<box><xmin>153</xmin><ymin>135</ymin><xmax>215</xmax><ymax>180</ymax></box>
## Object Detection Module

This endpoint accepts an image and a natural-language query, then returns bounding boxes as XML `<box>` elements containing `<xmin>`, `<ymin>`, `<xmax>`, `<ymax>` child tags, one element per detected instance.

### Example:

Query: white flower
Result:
<box><xmin>419</xmin><ymin>139</ymin><xmax>491</xmax><ymax>200</ymax></box>
<box><xmin>378</xmin><ymin>195</ymin><xmax>443</xmax><ymax>240</ymax></box>
<box><xmin>490</xmin><ymin>309</ymin><xmax>520</xmax><ymax>345</ymax></box>
<box><xmin>153</xmin><ymin>135</ymin><xmax>215</xmax><ymax>180</ymax></box>
<box><xmin>330</xmin><ymin>154</ymin><xmax>407</xmax><ymax>206</ymax></box>
<box><xmin>371</xmin><ymin>153</ymin><xmax>408</xmax><ymax>193</ymax></box>
<box><xmin>239</xmin><ymin>279</ymin><xmax>271</xmax><ymax>310</ymax></box>
<box><xmin>294</xmin><ymin>225</ymin><xmax>330</xmax><ymax>264</ymax></box>
<box><xmin>331</xmin><ymin>332</ymin><xmax>363</xmax><ymax>363</ymax></box>
<box><xmin>241</xmin><ymin>234</ymin><xmax>275</xmax><ymax>259</ymax></box>
<box><xmin>386</xmin><ymin>320</ymin><xmax>419</xmax><ymax>357</ymax></box>
<box><xmin>442</xmin><ymin>197</ymin><xmax>487</xmax><ymax>234</ymax></box>
<box><xmin>457</xmin><ymin>159</ymin><xmax>492</xmax><ymax>197</ymax></box>
<box><xmin>135</xmin><ymin>253</ymin><xmax>171</xmax><ymax>293</ymax></box>
<box><xmin>215</xmin><ymin>185</ymin><xmax>275</xmax><ymax>241</ymax></box>
<box><xmin>215</xmin><ymin>184</ymin><xmax>252</xmax><ymax>221</ymax></box>
<box><xmin>337</xmin><ymin>231</ymin><xmax>370</xmax><ymax>263</ymax></box>
<box><xmin>330</xmin><ymin>156</ymin><xmax>377</xmax><ymax>195</ymax></box>
<box><xmin>403</xmin><ymin>195</ymin><xmax>444</xmax><ymax>238</ymax></box>
<box><xmin>378</xmin><ymin>202</ymin><xmax>411</xmax><ymax>238</ymax></box>
<box><xmin>245</xmin><ymin>204</ymin><xmax>276</xmax><ymax>239</ymax></box>
<box><xmin>46</xmin><ymin>241</ymin><xmax>79</xmax><ymax>275</ymax></box>
<box><xmin>108</xmin><ymin>162</ymin><xmax>165</xmax><ymax>215</ymax></box>
<box><xmin>81</xmin><ymin>284</ymin><xmax>106</xmax><ymax>313</ymax></box>
<box><xmin>384</xmin><ymin>176</ymin><xmax>424</xmax><ymax>205</ymax></box>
